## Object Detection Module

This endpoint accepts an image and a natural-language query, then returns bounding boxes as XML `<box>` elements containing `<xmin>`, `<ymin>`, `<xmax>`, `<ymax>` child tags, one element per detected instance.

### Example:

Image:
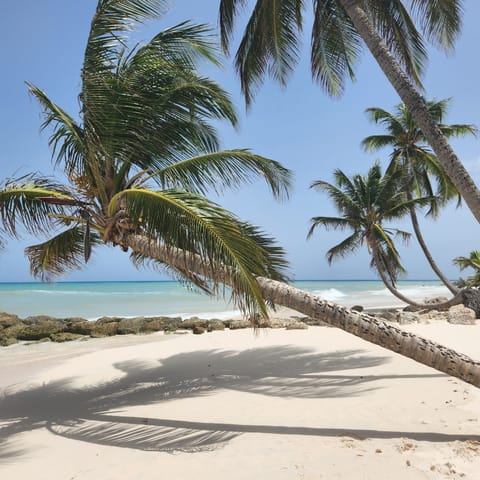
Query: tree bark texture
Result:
<box><xmin>406</xmin><ymin>192</ymin><xmax>459</xmax><ymax>294</ymax></box>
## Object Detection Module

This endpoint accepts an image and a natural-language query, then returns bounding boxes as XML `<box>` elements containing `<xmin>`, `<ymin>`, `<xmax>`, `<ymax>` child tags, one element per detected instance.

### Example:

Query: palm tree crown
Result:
<box><xmin>308</xmin><ymin>162</ymin><xmax>430</xmax><ymax>285</ymax></box>
<box><xmin>362</xmin><ymin>99</ymin><xmax>477</xmax><ymax>293</ymax></box>
<box><xmin>363</xmin><ymin>99</ymin><xmax>477</xmax><ymax>215</ymax></box>
<box><xmin>0</xmin><ymin>0</ymin><xmax>292</xmax><ymax>317</ymax></box>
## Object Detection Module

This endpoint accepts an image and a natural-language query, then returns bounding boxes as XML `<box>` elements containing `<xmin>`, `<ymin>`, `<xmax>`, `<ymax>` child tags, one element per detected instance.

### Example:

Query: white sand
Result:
<box><xmin>1</xmin><ymin>321</ymin><xmax>480</xmax><ymax>480</ymax></box>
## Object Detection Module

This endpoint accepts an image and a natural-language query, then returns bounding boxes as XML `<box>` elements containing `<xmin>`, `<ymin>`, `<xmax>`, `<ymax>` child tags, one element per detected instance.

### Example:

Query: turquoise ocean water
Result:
<box><xmin>0</xmin><ymin>280</ymin><xmax>450</xmax><ymax>320</ymax></box>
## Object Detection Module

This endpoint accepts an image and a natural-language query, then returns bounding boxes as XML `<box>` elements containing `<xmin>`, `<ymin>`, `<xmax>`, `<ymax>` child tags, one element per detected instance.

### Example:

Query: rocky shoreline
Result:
<box><xmin>0</xmin><ymin>302</ymin><xmax>477</xmax><ymax>347</ymax></box>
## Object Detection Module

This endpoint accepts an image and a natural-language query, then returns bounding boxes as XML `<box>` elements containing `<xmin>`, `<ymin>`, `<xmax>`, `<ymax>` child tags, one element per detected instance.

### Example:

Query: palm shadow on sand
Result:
<box><xmin>0</xmin><ymin>344</ymin><xmax>467</xmax><ymax>461</ymax></box>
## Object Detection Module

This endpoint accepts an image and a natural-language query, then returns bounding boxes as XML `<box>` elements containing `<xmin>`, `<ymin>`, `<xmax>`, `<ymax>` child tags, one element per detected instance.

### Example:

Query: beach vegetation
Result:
<box><xmin>307</xmin><ymin>162</ymin><xmax>466</xmax><ymax>309</ymax></box>
<box><xmin>218</xmin><ymin>0</ymin><xmax>480</xmax><ymax>223</ymax></box>
<box><xmin>0</xmin><ymin>0</ymin><xmax>292</xmax><ymax>318</ymax></box>
<box><xmin>454</xmin><ymin>250</ymin><xmax>480</xmax><ymax>287</ymax></box>
<box><xmin>362</xmin><ymin>99</ymin><xmax>477</xmax><ymax>294</ymax></box>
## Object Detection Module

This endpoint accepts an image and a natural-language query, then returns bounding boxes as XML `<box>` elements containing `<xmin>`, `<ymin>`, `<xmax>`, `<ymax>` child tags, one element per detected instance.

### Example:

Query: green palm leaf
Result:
<box><xmin>26</xmin><ymin>83</ymin><xmax>85</xmax><ymax>175</ymax></box>
<box><xmin>8</xmin><ymin>2</ymin><xmax>292</xmax><ymax>317</ymax></box>
<box><xmin>311</xmin><ymin>0</ymin><xmax>362</xmax><ymax>96</ymax></box>
<box><xmin>109</xmin><ymin>188</ymin><xmax>289</xmax><ymax>315</ymax></box>
<box><xmin>308</xmin><ymin>162</ymin><xmax>429</xmax><ymax>283</ymax></box>
<box><xmin>25</xmin><ymin>226</ymin><xmax>101</xmax><ymax>281</ymax></box>
<box><xmin>152</xmin><ymin>150</ymin><xmax>291</xmax><ymax>199</ymax></box>
<box><xmin>228</xmin><ymin>0</ymin><xmax>304</xmax><ymax>104</ymax></box>
<box><xmin>410</xmin><ymin>0</ymin><xmax>463</xmax><ymax>49</ymax></box>
<box><xmin>0</xmin><ymin>176</ymin><xmax>73</xmax><ymax>237</ymax></box>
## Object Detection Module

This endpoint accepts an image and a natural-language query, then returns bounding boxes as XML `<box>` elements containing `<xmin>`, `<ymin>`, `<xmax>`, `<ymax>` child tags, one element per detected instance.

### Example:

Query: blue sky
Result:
<box><xmin>1</xmin><ymin>0</ymin><xmax>479</xmax><ymax>283</ymax></box>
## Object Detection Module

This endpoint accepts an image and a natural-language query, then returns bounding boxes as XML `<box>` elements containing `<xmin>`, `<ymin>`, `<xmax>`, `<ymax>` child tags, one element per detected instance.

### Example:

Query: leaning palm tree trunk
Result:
<box><xmin>407</xmin><ymin>200</ymin><xmax>459</xmax><ymax>295</ymax></box>
<box><xmin>372</xmin><ymin>252</ymin><xmax>463</xmax><ymax>310</ymax></box>
<box><xmin>121</xmin><ymin>233</ymin><xmax>480</xmax><ymax>388</ymax></box>
<box><xmin>340</xmin><ymin>0</ymin><xmax>480</xmax><ymax>223</ymax></box>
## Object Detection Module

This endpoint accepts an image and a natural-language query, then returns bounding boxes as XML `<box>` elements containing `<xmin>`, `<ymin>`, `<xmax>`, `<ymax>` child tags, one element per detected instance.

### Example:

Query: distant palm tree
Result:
<box><xmin>218</xmin><ymin>0</ymin><xmax>480</xmax><ymax>223</ymax></box>
<box><xmin>307</xmin><ymin>162</ymin><xmax>461</xmax><ymax>308</ymax></box>
<box><xmin>0</xmin><ymin>0</ymin><xmax>292</xmax><ymax>317</ymax></box>
<box><xmin>362</xmin><ymin>99</ymin><xmax>477</xmax><ymax>294</ymax></box>
<box><xmin>454</xmin><ymin>251</ymin><xmax>480</xmax><ymax>287</ymax></box>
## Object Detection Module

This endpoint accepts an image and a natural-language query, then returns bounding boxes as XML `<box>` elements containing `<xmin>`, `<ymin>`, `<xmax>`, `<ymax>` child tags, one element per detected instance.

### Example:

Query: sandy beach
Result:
<box><xmin>1</xmin><ymin>317</ymin><xmax>480</xmax><ymax>480</ymax></box>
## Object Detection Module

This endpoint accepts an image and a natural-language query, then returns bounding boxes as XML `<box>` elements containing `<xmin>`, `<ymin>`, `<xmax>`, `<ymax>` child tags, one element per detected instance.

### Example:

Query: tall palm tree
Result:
<box><xmin>306</xmin><ymin>161</ymin><xmax>457</xmax><ymax>306</ymax></box>
<box><xmin>0</xmin><ymin>0</ymin><xmax>293</xmax><ymax>317</ymax></box>
<box><xmin>218</xmin><ymin>0</ymin><xmax>480</xmax><ymax>223</ymax></box>
<box><xmin>3</xmin><ymin>0</ymin><xmax>480</xmax><ymax>388</ymax></box>
<box><xmin>362</xmin><ymin>99</ymin><xmax>477</xmax><ymax>294</ymax></box>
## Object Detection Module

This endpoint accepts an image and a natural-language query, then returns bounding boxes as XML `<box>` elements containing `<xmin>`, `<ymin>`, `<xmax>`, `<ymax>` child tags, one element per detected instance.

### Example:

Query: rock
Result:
<box><xmin>376</xmin><ymin>309</ymin><xmax>400</xmax><ymax>322</ymax></box>
<box><xmin>228</xmin><ymin>319</ymin><xmax>251</xmax><ymax>330</ymax></box>
<box><xmin>90</xmin><ymin>322</ymin><xmax>119</xmax><ymax>337</ymax></box>
<box><xmin>285</xmin><ymin>321</ymin><xmax>308</xmax><ymax>330</ymax></box>
<box><xmin>50</xmin><ymin>332</ymin><xmax>85</xmax><ymax>343</ymax></box>
<box><xmin>206</xmin><ymin>320</ymin><xmax>225</xmax><ymax>331</ymax></box>
<box><xmin>69</xmin><ymin>321</ymin><xmax>95</xmax><ymax>335</ymax></box>
<box><xmin>63</xmin><ymin>317</ymin><xmax>89</xmax><ymax>327</ymax></box>
<box><xmin>300</xmin><ymin>316</ymin><xmax>331</xmax><ymax>326</ymax></box>
<box><xmin>461</xmin><ymin>288</ymin><xmax>480</xmax><ymax>318</ymax></box>
<box><xmin>351</xmin><ymin>305</ymin><xmax>364</xmax><ymax>312</ymax></box>
<box><xmin>0</xmin><ymin>312</ymin><xmax>21</xmax><ymax>328</ymax></box>
<box><xmin>22</xmin><ymin>315</ymin><xmax>63</xmax><ymax>325</ymax></box>
<box><xmin>0</xmin><ymin>335</ymin><xmax>18</xmax><ymax>347</ymax></box>
<box><xmin>95</xmin><ymin>316</ymin><xmax>122</xmax><ymax>325</ymax></box>
<box><xmin>142</xmin><ymin>317</ymin><xmax>167</xmax><ymax>332</ymax></box>
<box><xmin>447</xmin><ymin>305</ymin><xmax>477</xmax><ymax>325</ymax></box>
<box><xmin>403</xmin><ymin>305</ymin><xmax>423</xmax><ymax>312</ymax></box>
<box><xmin>397</xmin><ymin>312</ymin><xmax>419</xmax><ymax>325</ymax></box>
<box><xmin>181</xmin><ymin>317</ymin><xmax>207</xmax><ymax>330</ymax></box>
<box><xmin>265</xmin><ymin>318</ymin><xmax>289</xmax><ymax>328</ymax></box>
<box><xmin>69</xmin><ymin>320</ymin><xmax>118</xmax><ymax>337</ymax></box>
<box><xmin>15</xmin><ymin>319</ymin><xmax>66</xmax><ymax>340</ymax></box>
<box><xmin>117</xmin><ymin>317</ymin><xmax>147</xmax><ymax>335</ymax></box>
<box><xmin>192</xmin><ymin>325</ymin><xmax>205</xmax><ymax>335</ymax></box>
<box><xmin>424</xmin><ymin>296</ymin><xmax>449</xmax><ymax>304</ymax></box>
<box><xmin>162</xmin><ymin>317</ymin><xmax>183</xmax><ymax>332</ymax></box>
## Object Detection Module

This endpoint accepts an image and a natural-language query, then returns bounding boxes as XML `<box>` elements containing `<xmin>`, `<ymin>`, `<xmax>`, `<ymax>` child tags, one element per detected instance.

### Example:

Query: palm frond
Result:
<box><xmin>325</xmin><ymin>231</ymin><xmax>363</xmax><ymax>264</ymax></box>
<box><xmin>453</xmin><ymin>251</ymin><xmax>480</xmax><ymax>271</ymax></box>
<box><xmin>0</xmin><ymin>175</ymin><xmax>73</xmax><ymax>237</ymax></box>
<box><xmin>25</xmin><ymin>226</ymin><xmax>100</xmax><ymax>281</ymax></box>
<box><xmin>82</xmin><ymin>0</ymin><xmax>166</xmax><ymax>76</ymax></box>
<box><xmin>361</xmin><ymin>134</ymin><xmax>396</xmax><ymax>151</ymax></box>
<box><xmin>219</xmin><ymin>0</ymin><xmax>249</xmax><ymax>52</ymax></box>
<box><xmin>233</xmin><ymin>0</ymin><xmax>304</xmax><ymax>105</ymax></box>
<box><xmin>151</xmin><ymin>150</ymin><xmax>291</xmax><ymax>200</ymax></box>
<box><xmin>311</xmin><ymin>0</ymin><xmax>363</xmax><ymax>96</ymax></box>
<box><xmin>307</xmin><ymin>216</ymin><xmax>355</xmax><ymax>238</ymax></box>
<box><xmin>367</xmin><ymin>0</ymin><xmax>427</xmax><ymax>85</ymax></box>
<box><xmin>26</xmin><ymin>83</ymin><xmax>85</xmax><ymax>175</ymax></box>
<box><xmin>410</xmin><ymin>0</ymin><xmax>463</xmax><ymax>50</ymax></box>
<box><xmin>109</xmin><ymin>188</ymin><xmax>289</xmax><ymax>315</ymax></box>
<box><xmin>136</xmin><ymin>21</ymin><xmax>222</xmax><ymax>69</ymax></box>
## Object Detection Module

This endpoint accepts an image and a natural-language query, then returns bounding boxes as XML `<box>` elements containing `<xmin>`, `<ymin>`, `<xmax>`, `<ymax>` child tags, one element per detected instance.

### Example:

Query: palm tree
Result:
<box><xmin>454</xmin><ymin>251</ymin><xmax>480</xmax><ymax>287</ymax></box>
<box><xmin>362</xmin><ymin>99</ymin><xmax>477</xmax><ymax>294</ymax></box>
<box><xmin>0</xmin><ymin>0</ymin><xmax>293</xmax><ymax>318</ymax></box>
<box><xmin>218</xmin><ymin>0</ymin><xmax>480</xmax><ymax>223</ymax></box>
<box><xmin>3</xmin><ymin>0</ymin><xmax>480</xmax><ymax>388</ymax></box>
<box><xmin>306</xmin><ymin>161</ymin><xmax>459</xmax><ymax>306</ymax></box>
